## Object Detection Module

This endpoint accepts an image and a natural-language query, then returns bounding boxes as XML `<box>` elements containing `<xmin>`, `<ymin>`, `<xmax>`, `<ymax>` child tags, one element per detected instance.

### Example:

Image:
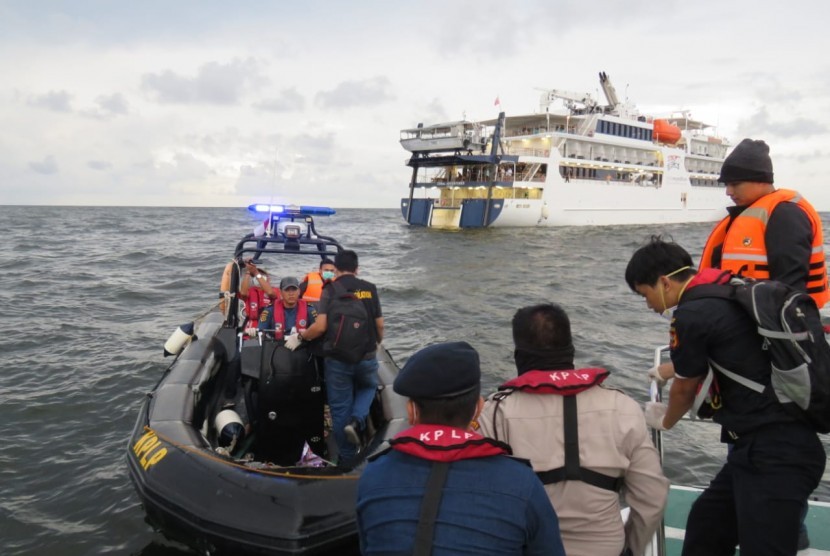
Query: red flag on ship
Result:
<box><xmin>494</xmin><ymin>96</ymin><xmax>501</xmax><ymax>107</ymax></box>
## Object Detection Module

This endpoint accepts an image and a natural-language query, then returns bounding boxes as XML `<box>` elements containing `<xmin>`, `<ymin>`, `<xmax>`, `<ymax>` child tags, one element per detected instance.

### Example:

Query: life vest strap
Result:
<box><xmin>534</xmin><ymin>395</ymin><xmax>623</xmax><ymax>492</ymax></box>
<box><xmin>413</xmin><ymin>461</ymin><xmax>450</xmax><ymax>556</ymax></box>
<box><xmin>536</xmin><ymin>466</ymin><xmax>623</xmax><ymax>492</ymax></box>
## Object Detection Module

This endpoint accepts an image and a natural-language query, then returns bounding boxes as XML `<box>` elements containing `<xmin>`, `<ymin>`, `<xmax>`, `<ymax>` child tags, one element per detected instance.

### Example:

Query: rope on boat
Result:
<box><xmin>143</xmin><ymin>426</ymin><xmax>359</xmax><ymax>481</ymax></box>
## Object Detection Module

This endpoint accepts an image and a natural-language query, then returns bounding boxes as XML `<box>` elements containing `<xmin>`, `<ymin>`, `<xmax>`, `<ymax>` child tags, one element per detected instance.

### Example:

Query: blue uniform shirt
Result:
<box><xmin>357</xmin><ymin>450</ymin><xmax>565</xmax><ymax>555</ymax></box>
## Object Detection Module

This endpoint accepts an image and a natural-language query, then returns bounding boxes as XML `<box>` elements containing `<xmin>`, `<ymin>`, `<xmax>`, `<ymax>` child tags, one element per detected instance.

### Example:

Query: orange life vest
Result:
<box><xmin>302</xmin><ymin>272</ymin><xmax>325</xmax><ymax>302</ymax></box>
<box><xmin>700</xmin><ymin>189</ymin><xmax>829</xmax><ymax>308</ymax></box>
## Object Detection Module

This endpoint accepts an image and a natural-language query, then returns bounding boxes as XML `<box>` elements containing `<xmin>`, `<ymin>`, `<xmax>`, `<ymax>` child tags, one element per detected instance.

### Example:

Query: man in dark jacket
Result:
<box><xmin>625</xmin><ymin>236</ymin><xmax>825</xmax><ymax>556</ymax></box>
<box><xmin>700</xmin><ymin>138</ymin><xmax>828</xmax><ymax>308</ymax></box>
<box><xmin>285</xmin><ymin>249</ymin><xmax>383</xmax><ymax>467</ymax></box>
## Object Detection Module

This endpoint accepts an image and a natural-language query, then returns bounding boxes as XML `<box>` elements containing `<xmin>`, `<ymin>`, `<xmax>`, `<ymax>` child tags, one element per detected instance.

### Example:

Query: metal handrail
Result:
<box><xmin>648</xmin><ymin>345</ymin><xmax>669</xmax><ymax>556</ymax></box>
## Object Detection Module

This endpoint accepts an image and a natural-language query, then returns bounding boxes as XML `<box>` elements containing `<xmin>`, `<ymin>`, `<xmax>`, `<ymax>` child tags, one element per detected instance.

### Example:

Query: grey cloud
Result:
<box><xmin>792</xmin><ymin>149</ymin><xmax>826</xmax><ymax>165</ymax></box>
<box><xmin>738</xmin><ymin>106</ymin><xmax>827</xmax><ymax>139</ymax></box>
<box><xmin>81</xmin><ymin>92</ymin><xmax>130</xmax><ymax>120</ymax></box>
<box><xmin>234</xmin><ymin>163</ymin><xmax>276</xmax><ymax>196</ymax></box>
<box><xmin>294</xmin><ymin>132</ymin><xmax>335</xmax><ymax>153</ymax></box>
<box><xmin>96</xmin><ymin>93</ymin><xmax>129</xmax><ymax>115</ymax></box>
<box><xmin>315</xmin><ymin>77</ymin><xmax>394</xmax><ymax>109</ymax></box>
<box><xmin>435</xmin><ymin>8</ymin><xmax>524</xmax><ymax>58</ymax></box>
<box><xmin>28</xmin><ymin>90</ymin><xmax>73</xmax><ymax>112</ymax></box>
<box><xmin>141</xmin><ymin>58</ymin><xmax>264</xmax><ymax>105</ymax></box>
<box><xmin>29</xmin><ymin>156</ymin><xmax>59</xmax><ymax>174</ymax></box>
<box><xmin>162</xmin><ymin>152</ymin><xmax>213</xmax><ymax>177</ymax></box>
<box><xmin>253</xmin><ymin>88</ymin><xmax>306</xmax><ymax>112</ymax></box>
<box><xmin>408</xmin><ymin>98</ymin><xmax>449</xmax><ymax>127</ymax></box>
<box><xmin>434</xmin><ymin>0</ymin><xmax>688</xmax><ymax>59</ymax></box>
<box><xmin>88</xmin><ymin>160</ymin><xmax>113</xmax><ymax>170</ymax></box>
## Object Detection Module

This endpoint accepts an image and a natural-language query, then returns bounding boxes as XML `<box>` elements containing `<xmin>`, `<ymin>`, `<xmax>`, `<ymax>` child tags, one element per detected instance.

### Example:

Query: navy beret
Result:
<box><xmin>394</xmin><ymin>341</ymin><xmax>480</xmax><ymax>399</ymax></box>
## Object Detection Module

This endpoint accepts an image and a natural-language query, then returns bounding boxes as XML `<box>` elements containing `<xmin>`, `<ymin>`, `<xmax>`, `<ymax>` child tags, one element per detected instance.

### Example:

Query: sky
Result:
<box><xmin>1</xmin><ymin>0</ymin><xmax>829</xmax><ymax>209</ymax></box>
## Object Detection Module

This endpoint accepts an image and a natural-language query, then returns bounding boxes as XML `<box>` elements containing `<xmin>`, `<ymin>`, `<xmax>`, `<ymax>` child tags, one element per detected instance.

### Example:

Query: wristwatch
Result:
<box><xmin>256</xmin><ymin>273</ymin><xmax>263</xmax><ymax>279</ymax></box>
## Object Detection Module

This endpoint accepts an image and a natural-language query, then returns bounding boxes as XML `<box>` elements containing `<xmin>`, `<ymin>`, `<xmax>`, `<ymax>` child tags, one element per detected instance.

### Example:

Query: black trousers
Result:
<box><xmin>682</xmin><ymin>423</ymin><xmax>825</xmax><ymax>556</ymax></box>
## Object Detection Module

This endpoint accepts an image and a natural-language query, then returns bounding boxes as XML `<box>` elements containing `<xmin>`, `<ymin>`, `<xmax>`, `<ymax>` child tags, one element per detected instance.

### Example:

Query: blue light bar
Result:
<box><xmin>247</xmin><ymin>204</ymin><xmax>336</xmax><ymax>216</ymax></box>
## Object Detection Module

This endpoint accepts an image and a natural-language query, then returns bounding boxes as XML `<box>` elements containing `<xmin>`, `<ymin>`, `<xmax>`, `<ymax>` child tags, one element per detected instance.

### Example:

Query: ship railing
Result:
<box><xmin>503</xmin><ymin>146</ymin><xmax>550</xmax><ymax>157</ymax></box>
<box><xmin>645</xmin><ymin>345</ymin><xmax>669</xmax><ymax>556</ymax></box>
<box><xmin>644</xmin><ymin>345</ymin><xmax>729</xmax><ymax>556</ymax></box>
<box><xmin>503</xmin><ymin>124</ymin><xmax>574</xmax><ymax>139</ymax></box>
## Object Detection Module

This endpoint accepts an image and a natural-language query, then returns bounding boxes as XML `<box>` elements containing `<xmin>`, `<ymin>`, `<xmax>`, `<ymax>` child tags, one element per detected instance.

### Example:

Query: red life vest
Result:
<box><xmin>493</xmin><ymin>367</ymin><xmax>622</xmax><ymax>492</ymax></box>
<box><xmin>499</xmin><ymin>367</ymin><xmax>609</xmax><ymax>394</ymax></box>
<box><xmin>388</xmin><ymin>424</ymin><xmax>511</xmax><ymax>462</ymax></box>
<box><xmin>268</xmin><ymin>300</ymin><xmax>309</xmax><ymax>340</ymax></box>
<box><xmin>243</xmin><ymin>287</ymin><xmax>271</xmax><ymax>330</ymax></box>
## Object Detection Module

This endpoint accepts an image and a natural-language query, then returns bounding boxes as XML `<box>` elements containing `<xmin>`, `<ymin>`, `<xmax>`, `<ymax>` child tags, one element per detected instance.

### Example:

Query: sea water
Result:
<box><xmin>0</xmin><ymin>205</ymin><xmax>827</xmax><ymax>555</ymax></box>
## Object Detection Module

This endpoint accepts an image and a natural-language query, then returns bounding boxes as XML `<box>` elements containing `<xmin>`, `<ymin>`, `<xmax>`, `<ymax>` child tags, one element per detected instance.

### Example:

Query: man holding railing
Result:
<box><xmin>625</xmin><ymin>236</ymin><xmax>825</xmax><ymax>556</ymax></box>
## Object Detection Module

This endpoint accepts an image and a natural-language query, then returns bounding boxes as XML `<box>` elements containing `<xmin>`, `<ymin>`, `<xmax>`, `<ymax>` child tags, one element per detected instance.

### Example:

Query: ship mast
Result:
<box><xmin>598</xmin><ymin>71</ymin><xmax>620</xmax><ymax>112</ymax></box>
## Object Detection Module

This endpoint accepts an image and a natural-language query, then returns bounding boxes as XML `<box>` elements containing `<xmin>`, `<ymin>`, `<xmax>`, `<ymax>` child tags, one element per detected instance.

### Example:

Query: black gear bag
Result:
<box><xmin>323</xmin><ymin>281</ymin><xmax>373</xmax><ymax>363</ymax></box>
<box><xmin>683</xmin><ymin>274</ymin><xmax>830</xmax><ymax>433</ymax></box>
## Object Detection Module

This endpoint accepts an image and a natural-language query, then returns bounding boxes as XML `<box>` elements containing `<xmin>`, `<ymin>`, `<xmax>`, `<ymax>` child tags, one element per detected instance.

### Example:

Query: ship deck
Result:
<box><xmin>660</xmin><ymin>485</ymin><xmax>830</xmax><ymax>555</ymax></box>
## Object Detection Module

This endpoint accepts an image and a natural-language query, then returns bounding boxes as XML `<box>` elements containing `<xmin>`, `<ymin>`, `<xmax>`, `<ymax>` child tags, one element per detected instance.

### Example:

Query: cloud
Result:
<box><xmin>293</xmin><ymin>132</ymin><xmax>336</xmax><ymax>156</ymax></box>
<box><xmin>411</xmin><ymin>98</ymin><xmax>449</xmax><ymax>127</ymax></box>
<box><xmin>435</xmin><ymin>7</ymin><xmax>525</xmax><ymax>58</ymax></box>
<box><xmin>738</xmin><ymin>106</ymin><xmax>827</xmax><ymax>139</ymax></box>
<box><xmin>27</xmin><ymin>90</ymin><xmax>73</xmax><ymax>112</ymax></box>
<box><xmin>95</xmin><ymin>92</ymin><xmax>129</xmax><ymax>115</ymax></box>
<box><xmin>315</xmin><ymin>76</ymin><xmax>394</xmax><ymax>109</ymax></box>
<box><xmin>87</xmin><ymin>160</ymin><xmax>113</xmax><ymax>171</ymax></box>
<box><xmin>253</xmin><ymin>88</ymin><xmax>306</xmax><ymax>112</ymax></box>
<box><xmin>29</xmin><ymin>156</ymin><xmax>59</xmax><ymax>175</ymax></box>
<box><xmin>141</xmin><ymin>58</ymin><xmax>264</xmax><ymax>105</ymax></box>
<box><xmin>157</xmin><ymin>152</ymin><xmax>213</xmax><ymax>179</ymax></box>
<box><xmin>81</xmin><ymin>92</ymin><xmax>130</xmax><ymax>119</ymax></box>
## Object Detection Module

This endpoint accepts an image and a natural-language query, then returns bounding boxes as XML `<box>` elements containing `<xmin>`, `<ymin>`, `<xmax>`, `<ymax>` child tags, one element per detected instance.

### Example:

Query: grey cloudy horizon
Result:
<box><xmin>2</xmin><ymin>1</ymin><xmax>829</xmax><ymax>209</ymax></box>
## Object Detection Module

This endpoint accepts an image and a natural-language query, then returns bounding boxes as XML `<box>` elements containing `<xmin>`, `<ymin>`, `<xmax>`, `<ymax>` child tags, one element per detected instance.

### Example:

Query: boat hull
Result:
<box><xmin>127</xmin><ymin>311</ymin><xmax>407</xmax><ymax>555</ymax></box>
<box><xmin>402</xmin><ymin>179</ymin><xmax>728</xmax><ymax>228</ymax></box>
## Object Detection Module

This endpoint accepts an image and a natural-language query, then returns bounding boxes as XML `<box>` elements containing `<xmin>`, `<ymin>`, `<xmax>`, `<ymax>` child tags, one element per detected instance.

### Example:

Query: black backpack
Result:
<box><xmin>323</xmin><ymin>281</ymin><xmax>374</xmax><ymax>363</ymax></box>
<box><xmin>682</xmin><ymin>275</ymin><xmax>830</xmax><ymax>433</ymax></box>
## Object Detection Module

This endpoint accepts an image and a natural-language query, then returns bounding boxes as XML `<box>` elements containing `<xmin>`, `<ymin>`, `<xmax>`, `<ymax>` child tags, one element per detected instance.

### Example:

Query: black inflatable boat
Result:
<box><xmin>126</xmin><ymin>207</ymin><xmax>408</xmax><ymax>555</ymax></box>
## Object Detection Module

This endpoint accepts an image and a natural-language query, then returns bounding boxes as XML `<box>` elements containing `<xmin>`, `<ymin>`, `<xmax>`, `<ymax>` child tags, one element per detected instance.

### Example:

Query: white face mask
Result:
<box><xmin>657</xmin><ymin>265</ymin><xmax>690</xmax><ymax>321</ymax></box>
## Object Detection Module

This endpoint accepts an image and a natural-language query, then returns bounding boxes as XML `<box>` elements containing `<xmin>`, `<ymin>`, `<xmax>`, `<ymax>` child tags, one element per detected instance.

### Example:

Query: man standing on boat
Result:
<box><xmin>285</xmin><ymin>249</ymin><xmax>383</xmax><ymax>468</ymax></box>
<box><xmin>679</xmin><ymin>138</ymin><xmax>827</xmax><ymax>549</ymax></box>
<box><xmin>478</xmin><ymin>303</ymin><xmax>669</xmax><ymax>556</ymax></box>
<box><xmin>625</xmin><ymin>237</ymin><xmax>826</xmax><ymax>556</ymax></box>
<box><xmin>357</xmin><ymin>341</ymin><xmax>566</xmax><ymax>555</ymax></box>
<box><xmin>700</xmin><ymin>138</ymin><xmax>829</xmax><ymax>308</ymax></box>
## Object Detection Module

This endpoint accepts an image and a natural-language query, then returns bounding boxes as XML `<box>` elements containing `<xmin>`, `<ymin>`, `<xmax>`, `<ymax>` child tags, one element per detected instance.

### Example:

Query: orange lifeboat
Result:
<box><xmin>653</xmin><ymin>119</ymin><xmax>681</xmax><ymax>144</ymax></box>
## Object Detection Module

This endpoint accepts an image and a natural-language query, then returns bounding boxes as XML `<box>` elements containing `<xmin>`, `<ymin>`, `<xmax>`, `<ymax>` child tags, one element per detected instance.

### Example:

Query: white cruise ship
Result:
<box><xmin>400</xmin><ymin>72</ymin><xmax>731</xmax><ymax>228</ymax></box>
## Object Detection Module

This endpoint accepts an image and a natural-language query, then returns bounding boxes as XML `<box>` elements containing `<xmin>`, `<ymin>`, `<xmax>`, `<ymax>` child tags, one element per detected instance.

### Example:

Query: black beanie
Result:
<box><xmin>718</xmin><ymin>138</ymin><xmax>774</xmax><ymax>184</ymax></box>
